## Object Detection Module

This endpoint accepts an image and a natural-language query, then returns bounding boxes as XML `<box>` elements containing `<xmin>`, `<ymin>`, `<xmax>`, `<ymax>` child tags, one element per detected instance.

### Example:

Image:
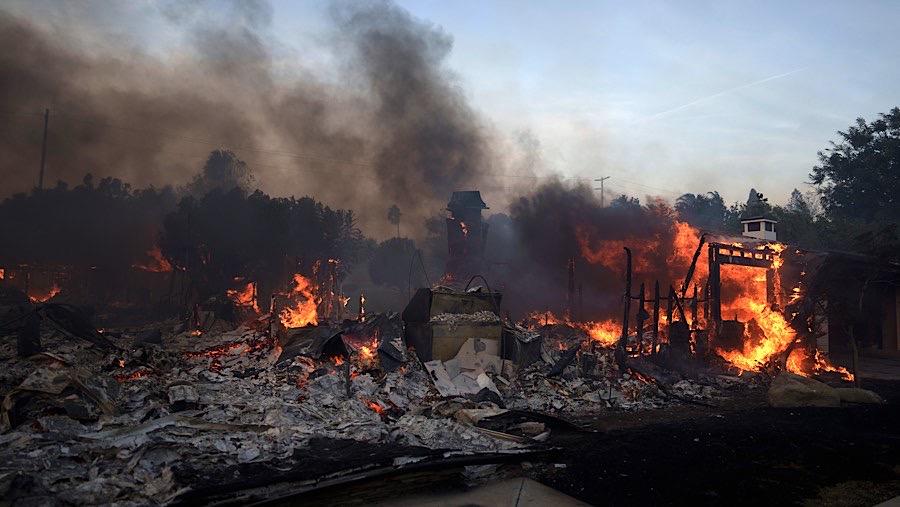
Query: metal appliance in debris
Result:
<box><xmin>401</xmin><ymin>288</ymin><xmax>502</xmax><ymax>362</ymax></box>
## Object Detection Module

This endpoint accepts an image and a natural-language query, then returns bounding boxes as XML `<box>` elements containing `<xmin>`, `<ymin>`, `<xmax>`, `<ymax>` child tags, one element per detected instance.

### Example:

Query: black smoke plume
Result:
<box><xmin>0</xmin><ymin>0</ymin><xmax>494</xmax><ymax>237</ymax></box>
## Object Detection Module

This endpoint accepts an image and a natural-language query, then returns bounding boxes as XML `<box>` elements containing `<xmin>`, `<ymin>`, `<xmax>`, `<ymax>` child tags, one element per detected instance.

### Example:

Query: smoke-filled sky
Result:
<box><xmin>2</xmin><ymin>0</ymin><xmax>897</xmax><ymax>238</ymax></box>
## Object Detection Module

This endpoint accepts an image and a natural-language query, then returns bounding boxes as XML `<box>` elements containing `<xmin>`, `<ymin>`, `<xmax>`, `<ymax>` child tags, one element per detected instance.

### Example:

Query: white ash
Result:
<box><xmin>430</xmin><ymin>311</ymin><xmax>500</xmax><ymax>325</ymax></box>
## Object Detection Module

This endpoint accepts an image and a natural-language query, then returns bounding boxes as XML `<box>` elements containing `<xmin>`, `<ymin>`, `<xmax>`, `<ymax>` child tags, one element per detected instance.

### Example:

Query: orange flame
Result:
<box><xmin>133</xmin><ymin>245</ymin><xmax>173</xmax><ymax>272</ymax></box>
<box><xmin>526</xmin><ymin>310</ymin><xmax>620</xmax><ymax>348</ymax></box>
<box><xmin>576</xmin><ymin>217</ymin><xmax>845</xmax><ymax>382</ymax></box>
<box><xmin>362</xmin><ymin>398</ymin><xmax>386</xmax><ymax>415</ymax></box>
<box><xmin>279</xmin><ymin>274</ymin><xmax>319</xmax><ymax>328</ymax></box>
<box><xmin>358</xmin><ymin>337</ymin><xmax>378</xmax><ymax>361</ymax></box>
<box><xmin>227</xmin><ymin>281</ymin><xmax>260</xmax><ymax>313</ymax></box>
<box><xmin>716</xmin><ymin>307</ymin><xmax>796</xmax><ymax>371</ymax></box>
<box><xmin>28</xmin><ymin>284</ymin><xmax>60</xmax><ymax>303</ymax></box>
<box><xmin>786</xmin><ymin>348</ymin><xmax>854</xmax><ymax>382</ymax></box>
<box><xmin>115</xmin><ymin>370</ymin><xmax>154</xmax><ymax>382</ymax></box>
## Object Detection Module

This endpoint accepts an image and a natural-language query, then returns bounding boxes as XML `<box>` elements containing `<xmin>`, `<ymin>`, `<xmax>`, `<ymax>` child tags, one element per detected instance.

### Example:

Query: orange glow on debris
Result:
<box><xmin>362</xmin><ymin>398</ymin><xmax>386</xmax><ymax>415</ymax></box>
<box><xmin>227</xmin><ymin>281</ymin><xmax>260</xmax><ymax>313</ymax></box>
<box><xmin>358</xmin><ymin>337</ymin><xmax>378</xmax><ymax>361</ymax></box>
<box><xmin>526</xmin><ymin>310</ymin><xmax>620</xmax><ymax>348</ymax></box>
<box><xmin>115</xmin><ymin>370</ymin><xmax>154</xmax><ymax>382</ymax></box>
<box><xmin>29</xmin><ymin>284</ymin><xmax>60</xmax><ymax>303</ymax></box>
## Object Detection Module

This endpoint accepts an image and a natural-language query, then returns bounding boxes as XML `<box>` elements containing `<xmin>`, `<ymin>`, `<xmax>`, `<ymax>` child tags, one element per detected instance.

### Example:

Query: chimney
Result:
<box><xmin>445</xmin><ymin>191</ymin><xmax>489</xmax><ymax>279</ymax></box>
<box><xmin>740</xmin><ymin>216</ymin><xmax>777</xmax><ymax>241</ymax></box>
<box><xmin>740</xmin><ymin>188</ymin><xmax>776</xmax><ymax>241</ymax></box>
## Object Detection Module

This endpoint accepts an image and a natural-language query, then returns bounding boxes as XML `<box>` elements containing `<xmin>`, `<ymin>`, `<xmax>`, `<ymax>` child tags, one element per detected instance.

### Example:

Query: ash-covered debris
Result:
<box><xmin>0</xmin><ymin>311</ymin><xmax>741</xmax><ymax>505</ymax></box>
<box><xmin>430</xmin><ymin>311</ymin><xmax>501</xmax><ymax>324</ymax></box>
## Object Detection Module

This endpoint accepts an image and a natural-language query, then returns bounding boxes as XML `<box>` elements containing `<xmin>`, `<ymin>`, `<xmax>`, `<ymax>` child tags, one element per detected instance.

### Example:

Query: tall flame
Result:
<box><xmin>279</xmin><ymin>274</ymin><xmax>319</xmax><ymax>328</ymax></box>
<box><xmin>576</xmin><ymin>217</ymin><xmax>852</xmax><ymax>382</ymax></box>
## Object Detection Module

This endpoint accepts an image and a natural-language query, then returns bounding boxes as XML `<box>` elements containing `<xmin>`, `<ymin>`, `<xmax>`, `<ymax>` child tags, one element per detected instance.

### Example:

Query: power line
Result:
<box><xmin>593</xmin><ymin>176</ymin><xmax>610</xmax><ymax>207</ymax></box>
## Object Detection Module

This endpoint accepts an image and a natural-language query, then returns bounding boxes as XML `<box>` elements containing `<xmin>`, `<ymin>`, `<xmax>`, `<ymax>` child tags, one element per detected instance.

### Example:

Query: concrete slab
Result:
<box><xmin>372</xmin><ymin>477</ymin><xmax>590</xmax><ymax>506</ymax></box>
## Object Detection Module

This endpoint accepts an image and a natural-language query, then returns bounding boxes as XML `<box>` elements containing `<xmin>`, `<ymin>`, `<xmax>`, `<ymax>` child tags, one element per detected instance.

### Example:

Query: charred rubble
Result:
<box><xmin>0</xmin><ymin>298</ymin><xmax>726</xmax><ymax>505</ymax></box>
<box><xmin>2</xmin><ymin>188</ymin><xmax>886</xmax><ymax>505</ymax></box>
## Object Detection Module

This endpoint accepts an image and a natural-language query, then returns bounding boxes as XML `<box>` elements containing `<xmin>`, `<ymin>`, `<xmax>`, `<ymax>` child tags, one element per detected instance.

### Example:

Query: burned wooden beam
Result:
<box><xmin>547</xmin><ymin>342</ymin><xmax>580</xmax><ymax>377</ymax></box>
<box><xmin>680</xmin><ymin>233</ymin><xmax>706</xmax><ymax>299</ymax></box>
<box><xmin>651</xmin><ymin>281</ymin><xmax>660</xmax><ymax>357</ymax></box>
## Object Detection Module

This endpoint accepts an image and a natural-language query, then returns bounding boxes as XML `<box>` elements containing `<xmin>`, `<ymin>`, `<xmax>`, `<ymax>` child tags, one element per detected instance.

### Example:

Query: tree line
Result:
<box><xmin>2</xmin><ymin>107</ymin><xmax>899</xmax><ymax>300</ymax></box>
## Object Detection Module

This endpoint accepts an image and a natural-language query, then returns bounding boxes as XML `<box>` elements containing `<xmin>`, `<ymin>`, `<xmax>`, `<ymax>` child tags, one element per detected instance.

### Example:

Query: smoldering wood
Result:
<box><xmin>39</xmin><ymin>304</ymin><xmax>116</xmax><ymax>350</ymax></box>
<box><xmin>636</xmin><ymin>283</ymin><xmax>647</xmax><ymax>355</ymax></box>
<box><xmin>651</xmin><ymin>281</ymin><xmax>660</xmax><ymax>357</ymax></box>
<box><xmin>624</xmin><ymin>356</ymin><xmax>715</xmax><ymax>407</ymax></box>
<box><xmin>547</xmin><ymin>343</ymin><xmax>580</xmax><ymax>378</ymax></box>
<box><xmin>619</xmin><ymin>247</ymin><xmax>632</xmax><ymax>351</ymax></box>
<box><xmin>680</xmin><ymin>233</ymin><xmax>706</xmax><ymax>299</ymax></box>
<box><xmin>276</xmin><ymin>326</ymin><xmax>348</xmax><ymax>365</ymax></box>
<box><xmin>669</xmin><ymin>285</ymin><xmax>687</xmax><ymax>324</ymax></box>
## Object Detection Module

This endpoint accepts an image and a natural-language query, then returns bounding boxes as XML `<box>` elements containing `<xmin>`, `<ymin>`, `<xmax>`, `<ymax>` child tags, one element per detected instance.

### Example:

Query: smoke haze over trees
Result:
<box><xmin>0</xmin><ymin>0</ymin><xmax>510</xmax><ymax>238</ymax></box>
<box><xmin>2</xmin><ymin>0</ymin><xmax>900</xmax><ymax>319</ymax></box>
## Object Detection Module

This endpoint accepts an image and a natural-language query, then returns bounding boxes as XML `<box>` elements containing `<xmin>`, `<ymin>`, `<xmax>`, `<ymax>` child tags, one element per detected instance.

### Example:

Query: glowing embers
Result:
<box><xmin>28</xmin><ymin>284</ymin><xmax>60</xmax><ymax>303</ymax></box>
<box><xmin>182</xmin><ymin>331</ymin><xmax>270</xmax><ymax>374</ymax></box>
<box><xmin>279</xmin><ymin>274</ymin><xmax>320</xmax><ymax>328</ymax></box>
<box><xmin>362</xmin><ymin>397</ymin><xmax>386</xmax><ymax>416</ymax></box>
<box><xmin>115</xmin><ymin>369</ymin><xmax>155</xmax><ymax>382</ymax></box>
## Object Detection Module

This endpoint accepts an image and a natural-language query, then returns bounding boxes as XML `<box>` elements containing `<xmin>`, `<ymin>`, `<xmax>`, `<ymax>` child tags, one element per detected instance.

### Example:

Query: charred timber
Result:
<box><xmin>547</xmin><ymin>343</ymin><xmax>581</xmax><ymax>378</ymax></box>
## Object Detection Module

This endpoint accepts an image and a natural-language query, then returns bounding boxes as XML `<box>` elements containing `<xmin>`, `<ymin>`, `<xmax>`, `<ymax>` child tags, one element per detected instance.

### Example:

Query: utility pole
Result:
<box><xmin>594</xmin><ymin>176</ymin><xmax>610</xmax><ymax>207</ymax></box>
<box><xmin>38</xmin><ymin>108</ymin><xmax>49</xmax><ymax>191</ymax></box>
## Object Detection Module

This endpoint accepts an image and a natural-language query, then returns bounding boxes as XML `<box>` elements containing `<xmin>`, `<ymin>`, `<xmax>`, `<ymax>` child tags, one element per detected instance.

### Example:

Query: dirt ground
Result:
<box><xmin>530</xmin><ymin>377</ymin><xmax>900</xmax><ymax>506</ymax></box>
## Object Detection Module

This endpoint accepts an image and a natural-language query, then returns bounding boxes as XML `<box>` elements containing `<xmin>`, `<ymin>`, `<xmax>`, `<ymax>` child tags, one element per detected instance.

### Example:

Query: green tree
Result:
<box><xmin>674</xmin><ymin>191</ymin><xmax>727</xmax><ymax>231</ymax></box>
<box><xmin>810</xmin><ymin>107</ymin><xmax>900</xmax><ymax>225</ymax></box>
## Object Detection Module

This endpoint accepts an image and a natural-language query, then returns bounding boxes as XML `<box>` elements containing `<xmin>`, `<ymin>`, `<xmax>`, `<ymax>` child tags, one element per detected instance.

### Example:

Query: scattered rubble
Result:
<box><xmin>0</xmin><ymin>303</ymin><xmax>847</xmax><ymax>505</ymax></box>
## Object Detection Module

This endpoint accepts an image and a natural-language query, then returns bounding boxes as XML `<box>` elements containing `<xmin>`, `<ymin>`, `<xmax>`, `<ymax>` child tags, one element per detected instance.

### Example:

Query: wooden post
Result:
<box><xmin>652</xmin><ymin>280</ymin><xmax>660</xmax><ymax>356</ymax></box>
<box><xmin>637</xmin><ymin>283</ymin><xmax>646</xmax><ymax>355</ymax></box>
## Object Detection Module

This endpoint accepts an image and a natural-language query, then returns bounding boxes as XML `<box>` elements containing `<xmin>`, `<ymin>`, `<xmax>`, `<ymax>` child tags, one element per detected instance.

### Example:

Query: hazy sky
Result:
<box><xmin>4</xmin><ymin>0</ymin><xmax>898</xmax><ymax>210</ymax></box>
<box><xmin>379</xmin><ymin>0</ymin><xmax>899</xmax><ymax>205</ymax></box>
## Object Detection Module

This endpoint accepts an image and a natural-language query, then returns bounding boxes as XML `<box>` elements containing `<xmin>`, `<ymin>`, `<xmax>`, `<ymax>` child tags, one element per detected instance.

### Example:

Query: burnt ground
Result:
<box><xmin>531</xmin><ymin>377</ymin><xmax>900</xmax><ymax>507</ymax></box>
<box><xmin>176</xmin><ymin>378</ymin><xmax>900</xmax><ymax>507</ymax></box>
